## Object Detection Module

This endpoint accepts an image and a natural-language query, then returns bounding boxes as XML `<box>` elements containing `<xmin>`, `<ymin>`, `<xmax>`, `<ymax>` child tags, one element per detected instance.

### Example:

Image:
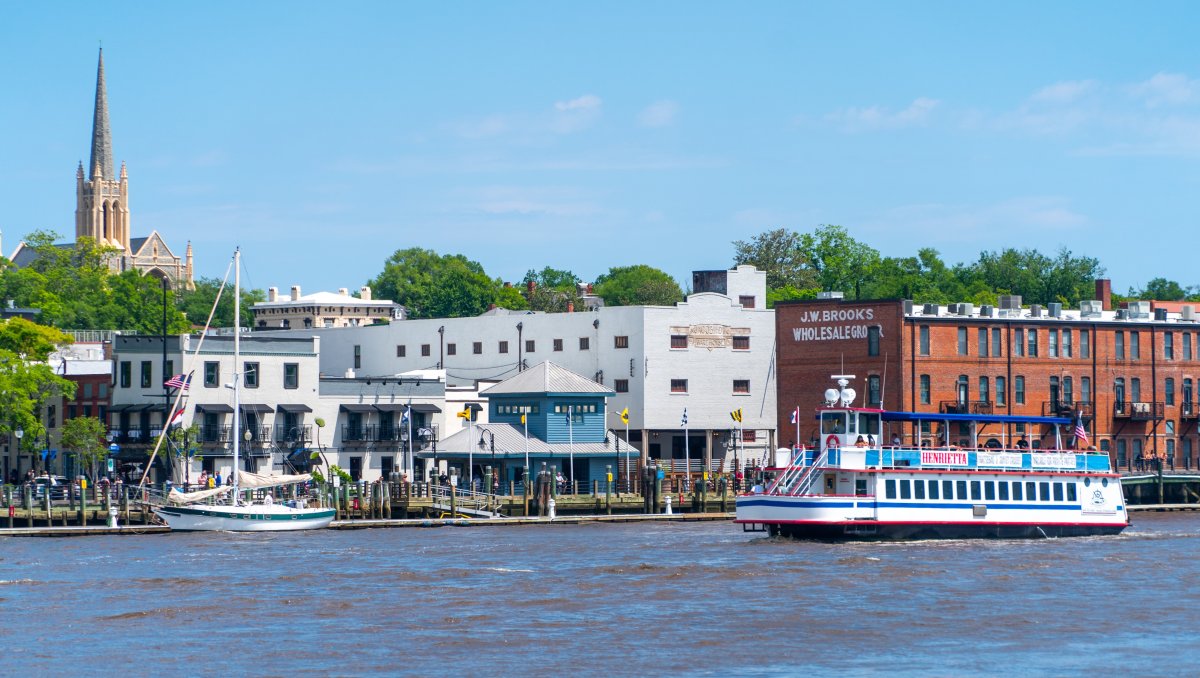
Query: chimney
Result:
<box><xmin>504</xmin><ymin>282</ymin><xmax>512</xmax><ymax>288</ymax></box>
<box><xmin>488</xmin><ymin>303</ymin><xmax>497</xmax><ymax>311</ymax></box>
<box><xmin>567</xmin><ymin>301</ymin><xmax>575</xmax><ymax>313</ymax></box>
<box><xmin>527</xmin><ymin>280</ymin><xmax>536</xmax><ymax>293</ymax></box>
<box><xmin>1096</xmin><ymin>279</ymin><xmax>1112</xmax><ymax>311</ymax></box>
<box><xmin>360</xmin><ymin>286</ymin><xmax>372</xmax><ymax>300</ymax></box>
<box><xmin>290</xmin><ymin>285</ymin><xmax>301</xmax><ymax>301</ymax></box>
<box><xmin>268</xmin><ymin>286</ymin><xmax>277</xmax><ymax>302</ymax></box>
<box><xmin>586</xmin><ymin>283</ymin><xmax>594</xmax><ymax>294</ymax></box>
<box><xmin>338</xmin><ymin>287</ymin><xmax>349</xmax><ymax>296</ymax></box>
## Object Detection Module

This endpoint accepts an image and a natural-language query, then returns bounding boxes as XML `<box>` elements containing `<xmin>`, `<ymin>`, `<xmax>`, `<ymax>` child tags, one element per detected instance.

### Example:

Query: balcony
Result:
<box><xmin>1182</xmin><ymin>401</ymin><xmax>1198</xmax><ymax>421</ymax></box>
<box><xmin>198</xmin><ymin>425</ymin><xmax>230</xmax><ymax>444</ymax></box>
<box><xmin>275</xmin><ymin>425</ymin><xmax>312</xmax><ymax>445</ymax></box>
<box><xmin>1041</xmin><ymin>400</ymin><xmax>1094</xmax><ymax>418</ymax></box>
<box><xmin>1113</xmin><ymin>401</ymin><xmax>1164</xmax><ymax>421</ymax></box>
<box><xmin>939</xmin><ymin>400</ymin><xmax>993</xmax><ymax>415</ymax></box>
<box><xmin>341</xmin><ymin>424</ymin><xmax>376</xmax><ymax>443</ymax></box>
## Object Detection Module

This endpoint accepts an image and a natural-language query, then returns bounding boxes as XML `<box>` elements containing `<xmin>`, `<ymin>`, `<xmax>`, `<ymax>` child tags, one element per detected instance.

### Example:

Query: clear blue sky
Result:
<box><xmin>3</xmin><ymin>2</ymin><xmax>1198</xmax><ymax>296</ymax></box>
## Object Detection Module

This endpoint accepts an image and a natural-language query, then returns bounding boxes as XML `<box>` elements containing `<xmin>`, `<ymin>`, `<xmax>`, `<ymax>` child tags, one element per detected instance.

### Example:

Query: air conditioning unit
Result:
<box><xmin>959</xmin><ymin>303</ymin><xmax>975</xmax><ymax>316</ymax></box>
<box><xmin>1155</xmin><ymin>308</ymin><xmax>1169</xmax><ymax>321</ymax></box>
<box><xmin>1133</xmin><ymin>402</ymin><xmax>1150</xmax><ymax>414</ymax></box>
<box><xmin>923</xmin><ymin>303</ymin><xmax>939</xmax><ymax>316</ymax></box>
<box><xmin>1080</xmin><ymin>300</ymin><xmax>1103</xmax><ymax>318</ymax></box>
<box><xmin>999</xmin><ymin>295</ymin><xmax>1022</xmax><ymax>310</ymax></box>
<box><xmin>1048</xmin><ymin>302</ymin><xmax>1062</xmax><ymax>318</ymax></box>
<box><xmin>1030</xmin><ymin>304</ymin><xmax>1043</xmax><ymax>318</ymax></box>
<box><xmin>1183</xmin><ymin>305</ymin><xmax>1196</xmax><ymax>321</ymax></box>
<box><xmin>1115</xmin><ymin>309</ymin><xmax>1127</xmax><ymax>320</ymax></box>
<box><xmin>1128</xmin><ymin>301</ymin><xmax>1151</xmax><ymax>318</ymax></box>
<box><xmin>980</xmin><ymin>305</ymin><xmax>995</xmax><ymax>317</ymax></box>
<box><xmin>817</xmin><ymin>291</ymin><xmax>844</xmax><ymax>300</ymax></box>
<box><xmin>903</xmin><ymin>300</ymin><xmax>914</xmax><ymax>315</ymax></box>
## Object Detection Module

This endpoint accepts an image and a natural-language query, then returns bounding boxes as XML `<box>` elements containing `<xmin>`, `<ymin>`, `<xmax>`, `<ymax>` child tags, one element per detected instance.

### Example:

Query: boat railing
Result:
<box><xmin>789</xmin><ymin>450</ymin><xmax>829</xmax><ymax>496</ymax></box>
<box><xmin>765</xmin><ymin>449</ymin><xmax>825</xmax><ymax>496</ymax></box>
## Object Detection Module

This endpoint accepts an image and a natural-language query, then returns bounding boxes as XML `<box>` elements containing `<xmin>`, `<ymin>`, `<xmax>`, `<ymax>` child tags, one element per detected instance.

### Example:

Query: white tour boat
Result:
<box><xmin>736</xmin><ymin>376</ymin><xmax>1130</xmax><ymax>540</ymax></box>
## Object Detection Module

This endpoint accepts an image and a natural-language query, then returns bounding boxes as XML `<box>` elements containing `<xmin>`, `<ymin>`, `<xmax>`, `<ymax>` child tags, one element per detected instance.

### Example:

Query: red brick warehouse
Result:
<box><xmin>774</xmin><ymin>282</ymin><xmax>1200</xmax><ymax>470</ymax></box>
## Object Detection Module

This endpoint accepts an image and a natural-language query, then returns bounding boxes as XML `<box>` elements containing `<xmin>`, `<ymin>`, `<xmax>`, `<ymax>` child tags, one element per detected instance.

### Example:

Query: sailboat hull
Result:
<box><xmin>153</xmin><ymin>503</ymin><xmax>335</xmax><ymax>531</ymax></box>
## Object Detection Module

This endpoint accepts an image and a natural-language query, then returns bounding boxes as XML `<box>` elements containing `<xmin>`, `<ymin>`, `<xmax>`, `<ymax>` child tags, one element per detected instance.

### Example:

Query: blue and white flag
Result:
<box><xmin>681</xmin><ymin>408</ymin><xmax>688</xmax><ymax>427</ymax></box>
<box><xmin>789</xmin><ymin>407</ymin><xmax>800</xmax><ymax>425</ymax></box>
<box><xmin>400</xmin><ymin>405</ymin><xmax>410</xmax><ymax>424</ymax></box>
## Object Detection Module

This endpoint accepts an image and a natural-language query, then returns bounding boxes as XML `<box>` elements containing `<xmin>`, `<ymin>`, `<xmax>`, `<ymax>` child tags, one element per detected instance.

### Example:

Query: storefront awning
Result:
<box><xmin>339</xmin><ymin>404</ymin><xmax>377</xmax><ymax>413</ymax></box>
<box><xmin>240</xmin><ymin>404</ymin><xmax>274</xmax><ymax>414</ymax></box>
<box><xmin>277</xmin><ymin>404</ymin><xmax>313</xmax><ymax>413</ymax></box>
<box><xmin>196</xmin><ymin>404</ymin><xmax>234</xmax><ymax>414</ymax></box>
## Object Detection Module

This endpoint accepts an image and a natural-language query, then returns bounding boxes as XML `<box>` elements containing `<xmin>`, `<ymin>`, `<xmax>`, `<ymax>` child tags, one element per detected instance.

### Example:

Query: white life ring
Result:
<box><xmin>825</xmin><ymin>434</ymin><xmax>839</xmax><ymax>449</ymax></box>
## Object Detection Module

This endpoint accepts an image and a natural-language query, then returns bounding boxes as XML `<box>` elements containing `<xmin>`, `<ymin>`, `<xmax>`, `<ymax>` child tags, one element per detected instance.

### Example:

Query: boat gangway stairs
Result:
<box><xmin>429</xmin><ymin>487</ymin><xmax>504</xmax><ymax>519</ymax></box>
<box><xmin>767</xmin><ymin>449</ymin><xmax>828</xmax><ymax>497</ymax></box>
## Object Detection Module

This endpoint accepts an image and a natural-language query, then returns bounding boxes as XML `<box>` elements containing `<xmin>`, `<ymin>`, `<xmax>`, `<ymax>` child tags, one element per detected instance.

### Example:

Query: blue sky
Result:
<box><xmin>3</xmin><ymin>2</ymin><xmax>1198</xmax><ymax>295</ymax></box>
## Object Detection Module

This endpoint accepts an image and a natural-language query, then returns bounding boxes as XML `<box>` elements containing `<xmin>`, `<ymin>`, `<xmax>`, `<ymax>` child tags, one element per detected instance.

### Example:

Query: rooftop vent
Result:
<box><xmin>903</xmin><ymin>300</ymin><xmax>914</xmax><ymax>315</ymax></box>
<box><xmin>1115</xmin><ymin>309</ymin><xmax>1127</xmax><ymax>320</ymax></box>
<box><xmin>817</xmin><ymin>291</ymin><xmax>844</xmax><ymax>300</ymax></box>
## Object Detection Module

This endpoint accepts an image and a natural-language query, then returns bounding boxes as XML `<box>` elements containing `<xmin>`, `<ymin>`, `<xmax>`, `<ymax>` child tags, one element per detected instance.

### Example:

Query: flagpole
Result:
<box><xmin>794</xmin><ymin>406</ymin><xmax>800</xmax><ymax>453</ymax></box>
<box><xmin>523</xmin><ymin>409</ymin><xmax>530</xmax><ymax>479</ymax></box>
<box><xmin>568</xmin><ymin>405</ymin><xmax>575</xmax><ymax>490</ymax></box>
<box><xmin>406</xmin><ymin>405</ymin><xmax>413</xmax><ymax>479</ymax></box>
<box><xmin>468</xmin><ymin>415</ymin><xmax>474</xmax><ymax>492</ymax></box>
<box><xmin>625</xmin><ymin>418</ymin><xmax>630</xmax><ymax>491</ymax></box>
<box><xmin>684</xmin><ymin>408</ymin><xmax>690</xmax><ymax>482</ymax></box>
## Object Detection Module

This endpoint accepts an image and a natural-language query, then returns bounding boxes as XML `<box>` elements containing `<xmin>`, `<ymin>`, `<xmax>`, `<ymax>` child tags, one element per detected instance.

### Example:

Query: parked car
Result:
<box><xmin>33</xmin><ymin>475</ymin><xmax>69</xmax><ymax>501</ymax></box>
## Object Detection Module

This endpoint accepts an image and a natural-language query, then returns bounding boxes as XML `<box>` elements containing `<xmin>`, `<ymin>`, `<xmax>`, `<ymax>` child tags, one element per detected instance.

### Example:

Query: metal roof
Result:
<box><xmin>482</xmin><ymin>361</ymin><xmax>612</xmax><ymax>396</ymax></box>
<box><xmin>430</xmin><ymin>423</ymin><xmax>638</xmax><ymax>458</ymax></box>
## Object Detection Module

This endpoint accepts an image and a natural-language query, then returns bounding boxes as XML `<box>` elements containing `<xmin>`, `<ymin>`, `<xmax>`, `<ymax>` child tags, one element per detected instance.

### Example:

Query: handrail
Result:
<box><xmin>790</xmin><ymin>450</ymin><xmax>829</xmax><ymax>496</ymax></box>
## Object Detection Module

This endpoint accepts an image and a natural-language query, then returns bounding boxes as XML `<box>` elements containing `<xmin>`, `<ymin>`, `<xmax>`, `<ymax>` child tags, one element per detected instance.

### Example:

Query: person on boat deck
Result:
<box><xmin>198</xmin><ymin>470</ymin><xmax>208</xmax><ymax>488</ymax></box>
<box><xmin>207</xmin><ymin>474</ymin><xmax>215</xmax><ymax>489</ymax></box>
<box><xmin>1016</xmin><ymin>439</ymin><xmax>1029</xmax><ymax>449</ymax></box>
<box><xmin>891</xmin><ymin>434</ymin><xmax>902</xmax><ymax>447</ymax></box>
<box><xmin>215</xmin><ymin>471</ymin><xmax>223</xmax><ymax>487</ymax></box>
<box><xmin>854</xmin><ymin>435</ymin><xmax>867</xmax><ymax>448</ymax></box>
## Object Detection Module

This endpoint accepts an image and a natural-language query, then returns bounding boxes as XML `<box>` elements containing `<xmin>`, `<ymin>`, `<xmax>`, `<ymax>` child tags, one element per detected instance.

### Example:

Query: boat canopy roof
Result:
<box><xmin>881</xmin><ymin>411</ymin><xmax>1072</xmax><ymax>426</ymax></box>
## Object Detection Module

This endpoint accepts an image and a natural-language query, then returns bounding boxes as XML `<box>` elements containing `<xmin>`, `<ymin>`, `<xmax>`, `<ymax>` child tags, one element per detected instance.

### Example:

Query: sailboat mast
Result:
<box><xmin>232</xmin><ymin>248</ymin><xmax>241</xmax><ymax>496</ymax></box>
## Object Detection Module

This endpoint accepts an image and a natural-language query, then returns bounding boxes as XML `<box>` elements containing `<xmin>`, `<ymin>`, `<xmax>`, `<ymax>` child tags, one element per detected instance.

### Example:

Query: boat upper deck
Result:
<box><xmin>823</xmin><ymin>446</ymin><xmax>1113</xmax><ymax>474</ymax></box>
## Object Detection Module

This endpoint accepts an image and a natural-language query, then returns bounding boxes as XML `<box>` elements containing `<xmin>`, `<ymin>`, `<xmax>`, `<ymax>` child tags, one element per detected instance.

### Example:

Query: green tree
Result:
<box><xmin>520</xmin><ymin>266</ymin><xmax>582</xmax><ymax>312</ymax></box>
<box><xmin>165</xmin><ymin>423</ymin><xmax>201</xmax><ymax>484</ymax></box>
<box><xmin>104</xmin><ymin>270</ymin><xmax>191</xmax><ymax>334</ymax></box>
<box><xmin>0</xmin><ymin>319</ymin><xmax>76</xmax><ymax>463</ymax></box>
<box><xmin>732</xmin><ymin>228</ymin><xmax>818</xmax><ymax>291</ymax></box>
<box><xmin>369</xmin><ymin>248</ymin><xmax>517</xmax><ymax>319</ymax></box>
<box><xmin>593</xmin><ymin>265</ymin><xmax>683</xmax><ymax>306</ymax></box>
<box><xmin>61</xmin><ymin>416</ymin><xmax>108</xmax><ymax>482</ymax></box>
<box><xmin>798</xmin><ymin>224</ymin><xmax>882</xmax><ymax>300</ymax></box>
<box><xmin>177</xmin><ymin>276</ymin><xmax>265</xmax><ymax>328</ymax></box>
<box><xmin>1133</xmin><ymin>278</ymin><xmax>1189</xmax><ymax>301</ymax></box>
<box><xmin>522</xmin><ymin>266</ymin><xmax>580</xmax><ymax>290</ymax></box>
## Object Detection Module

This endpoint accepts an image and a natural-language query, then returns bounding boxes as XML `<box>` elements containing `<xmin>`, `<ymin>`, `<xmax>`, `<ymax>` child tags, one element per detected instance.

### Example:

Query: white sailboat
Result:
<box><xmin>153</xmin><ymin>249</ymin><xmax>335</xmax><ymax>532</ymax></box>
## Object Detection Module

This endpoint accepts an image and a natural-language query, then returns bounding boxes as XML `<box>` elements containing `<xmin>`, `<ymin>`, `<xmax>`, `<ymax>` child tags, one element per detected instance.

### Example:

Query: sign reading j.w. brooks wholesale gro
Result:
<box><xmin>791</xmin><ymin>308</ymin><xmax>875</xmax><ymax>342</ymax></box>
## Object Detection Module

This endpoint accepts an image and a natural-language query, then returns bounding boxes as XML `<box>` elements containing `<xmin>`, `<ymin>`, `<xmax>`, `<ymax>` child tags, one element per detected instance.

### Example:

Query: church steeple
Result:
<box><xmin>89</xmin><ymin>48</ymin><xmax>113</xmax><ymax>180</ymax></box>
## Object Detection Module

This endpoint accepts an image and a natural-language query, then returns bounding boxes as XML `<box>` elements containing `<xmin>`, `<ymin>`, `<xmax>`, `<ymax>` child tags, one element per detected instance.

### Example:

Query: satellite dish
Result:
<box><xmin>840</xmin><ymin>388</ymin><xmax>857</xmax><ymax>406</ymax></box>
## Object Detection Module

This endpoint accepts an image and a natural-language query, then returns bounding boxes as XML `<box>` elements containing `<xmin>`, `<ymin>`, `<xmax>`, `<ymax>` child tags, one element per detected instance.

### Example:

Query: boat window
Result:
<box><xmin>885</xmin><ymin>479</ymin><xmax>897</xmax><ymax>499</ymax></box>
<box><xmin>998</xmin><ymin>482</ymin><xmax>1010</xmax><ymax>501</ymax></box>
<box><xmin>1012</xmin><ymin>482</ymin><xmax>1023</xmax><ymax>501</ymax></box>
<box><xmin>970</xmin><ymin>481</ymin><xmax>982</xmax><ymax>501</ymax></box>
<box><xmin>984</xmin><ymin>482</ymin><xmax>996</xmax><ymax>501</ymax></box>
<box><xmin>1067</xmin><ymin>484</ymin><xmax>1077</xmax><ymax>502</ymax></box>
<box><xmin>1039</xmin><ymin>482</ymin><xmax>1051</xmax><ymax>501</ymax></box>
<box><xmin>1026</xmin><ymin>482</ymin><xmax>1037</xmax><ymax>501</ymax></box>
<box><xmin>821</xmin><ymin>413</ymin><xmax>846</xmax><ymax>435</ymax></box>
<box><xmin>900</xmin><ymin>480</ymin><xmax>912</xmax><ymax>499</ymax></box>
<box><xmin>956</xmin><ymin>480</ymin><xmax>967</xmax><ymax>500</ymax></box>
<box><xmin>927</xmin><ymin>480</ymin><xmax>939</xmax><ymax>500</ymax></box>
<box><xmin>913</xmin><ymin>480</ymin><xmax>926</xmax><ymax>500</ymax></box>
<box><xmin>1053</xmin><ymin>483</ymin><xmax>1064</xmax><ymax>502</ymax></box>
<box><xmin>940</xmin><ymin>480</ymin><xmax>952</xmax><ymax>500</ymax></box>
<box><xmin>858</xmin><ymin>413</ymin><xmax>880</xmax><ymax>437</ymax></box>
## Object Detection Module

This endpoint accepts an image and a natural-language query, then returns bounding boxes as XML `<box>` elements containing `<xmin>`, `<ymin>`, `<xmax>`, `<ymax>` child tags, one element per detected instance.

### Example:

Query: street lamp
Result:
<box><xmin>14</xmin><ymin>428</ymin><xmax>24</xmax><ymax>480</ymax></box>
<box><xmin>478</xmin><ymin>429</ymin><xmax>496</xmax><ymax>494</ymax></box>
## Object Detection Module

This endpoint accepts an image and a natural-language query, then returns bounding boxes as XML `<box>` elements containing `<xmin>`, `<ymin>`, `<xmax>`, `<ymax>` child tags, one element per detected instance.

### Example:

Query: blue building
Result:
<box><xmin>426</xmin><ymin>362</ymin><xmax>638</xmax><ymax>490</ymax></box>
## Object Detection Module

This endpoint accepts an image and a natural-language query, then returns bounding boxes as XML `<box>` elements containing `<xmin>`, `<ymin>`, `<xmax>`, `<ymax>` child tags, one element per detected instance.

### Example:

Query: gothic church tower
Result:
<box><xmin>75</xmin><ymin>48</ymin><xmax>130</xmax><ymax>250</ymax></box>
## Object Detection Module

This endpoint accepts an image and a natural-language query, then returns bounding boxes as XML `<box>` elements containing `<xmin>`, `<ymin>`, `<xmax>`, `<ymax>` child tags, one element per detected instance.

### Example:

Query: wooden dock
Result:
<box><xmin>328</xmin><ymin>512</ymin><xmax>735</xmax><ymax>530</ymax></box>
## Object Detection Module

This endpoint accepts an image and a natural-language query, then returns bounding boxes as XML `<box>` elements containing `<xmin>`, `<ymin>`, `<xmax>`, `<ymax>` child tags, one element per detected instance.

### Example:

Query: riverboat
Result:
<box><xmin>736</xmin><ymin>376</ymin><xmax>1129</xmax><ymax>540</ymax></box>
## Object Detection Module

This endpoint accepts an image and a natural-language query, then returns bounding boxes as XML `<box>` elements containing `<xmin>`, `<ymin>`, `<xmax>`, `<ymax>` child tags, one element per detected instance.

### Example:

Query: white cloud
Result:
<box><xmin>827</xmin><ymin>97</ymin><xmax>939</xmax><ymax>132</ymax></box>
<box><xmin>469</xmin><ymin>185</ymin><xmax>601</xmax><ymax>218</ymax></box>
<box><xmin>551</xmin><ymin>94</ymin><xmax>603</xmax><ymax>133</ymax></box>
<box><xmin>861</xmin><ymin>197</ymin><xmax>1089</xmax><ymax>244</ymax></box>
<box><xmin>638</xmin><ymin>100</ymin><xmax>679</xmax><ymax>127</ymax></box>
<box><xmin>1130</xmin><ymin>73</ymin><xmax>1200</xmax><ymax>108</ymax></box>
<box><xmin>1029</xmin><ymin>80</ymin><xmax>1098</xmax><ymax>104</ymax></box>
<box><xmin>554</xmin><ymin>94</ymin><xmax>602</xmax><ymax>112</ymax></box>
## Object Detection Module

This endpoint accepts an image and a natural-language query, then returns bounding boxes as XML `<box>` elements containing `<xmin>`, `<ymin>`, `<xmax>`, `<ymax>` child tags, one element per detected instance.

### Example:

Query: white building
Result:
<box><xmin>253</xmin><ymin>285</ymin><xmax>404</xmax><ymax>330</ymax></box>
<box><xmin>282</xmin><ymin>265</ymin><xmax>777</xmax><ymax>471</ymax></box>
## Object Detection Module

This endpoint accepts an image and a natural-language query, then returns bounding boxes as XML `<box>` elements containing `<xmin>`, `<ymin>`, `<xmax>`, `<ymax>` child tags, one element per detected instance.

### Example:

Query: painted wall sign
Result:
<box><xmin>791</xmin><ymin>308</ymin><xmax>877</xmax><ymax>342</ymax></box>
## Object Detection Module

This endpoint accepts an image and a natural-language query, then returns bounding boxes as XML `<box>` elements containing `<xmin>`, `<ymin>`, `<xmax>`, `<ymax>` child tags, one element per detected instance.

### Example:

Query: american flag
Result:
<box><xmin>165</xmin><ymin>373</ymin><xmax>192</xmax><ymax>391</ymax></box>
<box><xmin>1074</xmin><ymin>412</ymin><xmax>1088</xmax><ymax>445</ymax></box>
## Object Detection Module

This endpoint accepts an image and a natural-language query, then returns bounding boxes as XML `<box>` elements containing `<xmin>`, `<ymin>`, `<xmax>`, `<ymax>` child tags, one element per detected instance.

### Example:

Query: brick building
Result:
<box><xmin>775</xmin><ymin>283</ymin><xmax>1200</xmax><ymax>470</ymax></box>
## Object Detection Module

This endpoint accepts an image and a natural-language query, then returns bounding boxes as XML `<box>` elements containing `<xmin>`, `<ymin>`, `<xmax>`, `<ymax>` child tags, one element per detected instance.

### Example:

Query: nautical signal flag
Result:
<box><xmin>457</xmin><ymin>405</ymin><xmax>472</xmax><ymax>420</ymax></box>
<box><xmin>730</xmin><ymin>408</ymin><xmax>743</xmax><ymax>423</ymax></box>
<box><xmin>789</xmin><ymin>407</ymin><xmax>800</xmax><ymax>425</ymax></box>
<box><xmin>168</xmin><ymin>407</ymin><xmax>185</xmax><ymax>428</ymax></box>
<box><xmin>520</xmin><ymin>413</ymin><xmax>527</xmax><ymax>425</ymax></box>
<box><xmin>165</xmin><ymin>373</ymin><xmax>192</xmax><ymax>391</ymax></box>
<box><xmin>681</xmin><ymin>408</ymin><xmax>688</xmax><ymax>427</ymax></box>
<box><xmin>619</xmin><ymin>407</ymin><xmax>629</xmax><ymax>425</ymax></box>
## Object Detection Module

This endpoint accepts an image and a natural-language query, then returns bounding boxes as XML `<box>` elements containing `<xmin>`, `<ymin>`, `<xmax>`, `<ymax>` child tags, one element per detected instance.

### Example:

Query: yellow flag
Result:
<box><xmin>457</xmin><ymin>405</ymin><xmax>471</xmax><ymax>420</ymax></box>
<box><xmin>731</xmin><ymin>408</ymin><xmax>743</xmax><ymax>423</ymax></box>
<box><xmin>521</xmin><ymin>413</ymin><xmax>527</xmax><ymax>425</ymax></box>
<box><xmin>619</xmin><ymin>407</ymin><xmax>629</xmax><ymax>425</ymax></box>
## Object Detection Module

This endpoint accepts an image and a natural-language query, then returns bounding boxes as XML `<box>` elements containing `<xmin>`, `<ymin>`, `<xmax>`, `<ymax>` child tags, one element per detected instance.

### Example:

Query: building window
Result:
<box><xmin>733</xmin><ymin>379</ymin><xmax>750</xmax><ymax>394</ymax></box>
<box><xmin>979</xmin><ymin>376</ymin><xmax>990</xmax><ymax>403</ymax></box>
<box><xmin>525</xmin><ymin>339</ymin><xmax>535</xmax><ymax>353</ymax></box>
<box><xmin>1165</xmin><ymin>332</ymin><xmax>1175</xmax><ymax>360</ymax></box>
<box><xmin>473</xmin><ymin>342</ymin><xmax>483</xmax><ymax>355</ymax></box>
<box><xmin>1081</xmin><ymin>330</ymin><xmax>1090</xmax><ymax>359</ymax></box>
<box><xmin>1079</xmin><ymin>376</ymin><xmax>1090</xmax><ymax>404</ymax></box>
<box><xmin>1014</xmin><ymin>329</ymin><xmax>1024</xmax><ymax>357</ymax></box>
<box><xmin>992</xmin><ymin>328</ymin><xmax>1002</xmax><ymax>357</ymax></box>
<box><xmin>1131</xmin><ymin>377</ymin><xmax>1142</xmax><ymax>402</ymax></box>
<box><xmin>396</xmin><ymin>345</ymin><xmax>406</xmax><ymax>357</ymax></box>
<box><xmin>956</xmin><ymin>375</ymin><xmax>969</xmax><ymax>404</ymax></box>
<box><xmin>1115</xmin><ymin>331</ymin><xmax>1125</xmax><ymax>360</ymax></box>
<box><xmin>868</xmin><ymin>326</ymin><xmax>880</xmax><ymax>356</ymax></box>
<box><xmin>739</xmin><ymin>295</ymin><xmax>756</xmax><ymax>309</ymax></box>
<box><xmin>1063</xmin><ymin>376</ymin><xmax>1073</xmax><ymax>404</ymax></box>
<box><xmin>977</xmin><ymin>328</ymin><xmax>988</xmax><ymax>357</ymax></box>
<box><xmin>1185</xmin><ymin>379</ymin><xmax>1194</xmax><ymax>407</ymax></box>
<box><xmin>1114</xmin><ymin>377</ymin><xmax>1126</xmax><ymax>405</ymax></box>
<box><xmin>867</xmin><ymin>375</ymin><xmax>881</xmax><ymax>406</ymax></box>
<box><xmin>1063</xmin><ymin>329</ymin><xmax>1072</xmax><ymax>358</ymax></box>
<box><xmin>671</xmin><ymin>335</ymin><xmax>688</xmax><ymax>349</ymax></box>
<box><xmin>615</xmin><ymin>379</ymin><xmax>629</xmax><ymax>393</ymax></box>
<box><xmin>996</xmin><ymin>376</ymin><xmax>1007</xmax><ymax>406</ymax></box>
<box><xmin>1027</xmin><ymin>330</ymin><xmax>1038</xmax><ymax>357</ymax></box>
<box><xmin>957</xmin><ymin>327</ymin><xmax>968</xmax><ymax>355</ymax></box>
<box><xmin>1048</xmin><ymin>329</ymin><xmax>1058</xmax><ymax>358</ymax></box>
<box><xmin>920</xmin><ymin>375</ymin><xmax>931</xmax><ymax>404</ymax></box>
<box><xmin>83</xmin><ymin>383</ymin><xmax>93</xmax><ymax>398</ymax></box>
<box><xmin>284</xmin><ymin>363</ymin><xmax>299</xmax><ymax>389</ymax></box>
<box><xmin>742</xmin><ymin>430</ymin><xmax>757</xmax><ymax>442</ymax></box>
<box><xmin>1131</xmin><ymin>331</ymin><xmax>1140</xmax><ymax>360</ymax></box>
<box><xmin>579</xmin><ymin>337</ymin><xmax>590</xmax><ymax>350</ymax></box>
<box><xmin>421</xmin><ymin>344</ymin><xmax>431</xmax><ymax>357</ymax></box>
<box><xmin>553</xmin><ymin>338</ymin><xmax>563</xmax><ymax>352</ymax></box>
<box><xmin>614</xmin><ymin>336</ymin><xmax>629</xmax><ymax>349</ymax></box>
<box><xmin>447</xmin><ymin>343</ymin><xmax>457</xmax><ymax>356</ymax></box>
<box><xmin>1166</xmin><ymin>378</ymin><xmax>1175</xmax><ymax>405</ymax></box>
<box><xmin>1050</xmin><ymin>376</ymin><xmax>1060</xmax><ymax>407</ymax></box>
<box><xmin>919</xmin><ymin>326</ymin><xmax>930</xmax><ymax>355</ymax></box>
<box><xmin>1015</xmin><ymin>376</ymin><xmax>1026</xmax><ymax>405</ymax></box>
<box><xmin>499</xmin><ymin>341</ymin><xmax>509</xmax><ymax>354</ymax></box>
<box><xmin>99</xmin><ymin>383</ymin><xmax>107</xmax><ymax>398</ymax></box>
<box><xmin>1185</xmin><ymin>332</ymin><xmax>1193</xmax><ymax>361</ymax></box>
<box><xmin>244</xmin><ymin>362</ymin><xmax>259</xmax><ymax>389</ymax></box>
<box><xmin>204</xmin><ymin>361</ymin><xmax>219</xmax><ymax>388</ymax></box>
<box><xmin>140</xmin><ymin>361</ymin><xmax>152</xmax><ymax>388</ymax></box>
<box><xmin>670</xmin><ymin>379</ymin><xmax>688</xmax><ymax>393</ymax></box>
<box><xmin>732</xmin><ymin>336</ymin><xmax>750</xmax><ymax>350</ymax></box>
